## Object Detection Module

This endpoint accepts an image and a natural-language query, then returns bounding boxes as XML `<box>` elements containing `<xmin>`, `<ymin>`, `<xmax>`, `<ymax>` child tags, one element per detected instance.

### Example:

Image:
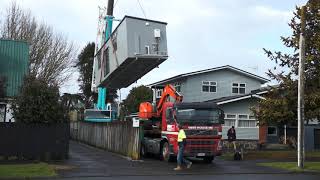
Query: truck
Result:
<box><xmin>138</xmin><ymin>85</ymin><xmax>224</xmax><ymax>162</ymax></box>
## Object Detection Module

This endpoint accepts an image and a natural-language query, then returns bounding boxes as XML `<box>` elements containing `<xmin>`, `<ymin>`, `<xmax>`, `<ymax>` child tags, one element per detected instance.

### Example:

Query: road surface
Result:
<box><xmin>48</xmin><ymin>141</ymin><xmax>319</xmax><ymax>180</ymax></box>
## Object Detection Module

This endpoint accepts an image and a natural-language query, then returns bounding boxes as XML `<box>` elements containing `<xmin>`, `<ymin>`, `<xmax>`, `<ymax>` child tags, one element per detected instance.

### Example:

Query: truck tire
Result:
<box><xmin>160</xmin><ymin>142</ymin><xmax>175</xmax><ymax>162</ymax></box>
<box><xmin>203</xmin><ymin>156</ymin><xmax>214</xmax><ymax>163</ymax></box>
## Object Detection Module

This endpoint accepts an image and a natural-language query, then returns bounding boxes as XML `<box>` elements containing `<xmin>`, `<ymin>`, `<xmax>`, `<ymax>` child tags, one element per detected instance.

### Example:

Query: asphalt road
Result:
<box><xmin>47</xmin><ymin>141</ymin><xmax>319</xmax><ymax>180</ymax></box>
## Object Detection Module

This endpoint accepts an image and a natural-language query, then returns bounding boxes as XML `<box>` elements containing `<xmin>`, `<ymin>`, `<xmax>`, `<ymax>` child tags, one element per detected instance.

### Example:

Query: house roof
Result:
<box><xmin>205</xmin><ymin>90</ymin><xmax>268</xmax><ymax>105</ymax></box>
<box><xmin>147</xmin><ymin>65</ymin><xmax>269</xmax><ymax>87</ymax></box>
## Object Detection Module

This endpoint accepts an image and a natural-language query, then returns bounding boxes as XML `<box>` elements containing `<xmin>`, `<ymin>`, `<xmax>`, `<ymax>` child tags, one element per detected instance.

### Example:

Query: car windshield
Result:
<box><xmin>176</xmin><ymin>108</ymin><xmax>222</xmax><ymax>125</ymax></box>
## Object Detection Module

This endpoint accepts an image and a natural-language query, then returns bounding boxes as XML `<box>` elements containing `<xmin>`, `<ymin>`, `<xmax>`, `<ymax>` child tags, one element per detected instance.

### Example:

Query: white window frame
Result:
<box><xmin>267</xmin><ymin>126</ymin><xmax>278</xmax><ymax>136</ymax></box>
<box><xmin>231</xmin><ymin>82</ymin><xmax>246</xmax><ymax>94</ymax></box>
<box><xmin>156</xmin><ymin>89</ymin><xmax>163</xmax><ymax>98</ymax></box>
<box><xmin>237</xmin><ymin>114</ymin><xmax>257</xmax><ymax>128</ymax></box>
<box><xmin>223</xmin><ymin>113</ymin><xmax>257</xmax><ymax>128</ymax></box>
<box><xmin>223</xmin><ymin>113</ymin><xmax>236</xmax><ymax>127</ymax></box>
<box><xmin>174</xmin><ymin>82</ymin><xmax>181</xmax><ymax>93</ymax></box>
<box><xmin>202</xmin><ymin>81</ymin><xmax>217</xmax><ymax>93</ymax></box>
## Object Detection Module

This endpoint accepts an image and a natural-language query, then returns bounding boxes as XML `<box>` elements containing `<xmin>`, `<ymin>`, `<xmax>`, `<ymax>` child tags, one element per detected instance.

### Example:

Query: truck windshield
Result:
<box><xmin>176</xmin><ymin>108</ymin><xmax>222</xmax><ymax>125</ymax></box>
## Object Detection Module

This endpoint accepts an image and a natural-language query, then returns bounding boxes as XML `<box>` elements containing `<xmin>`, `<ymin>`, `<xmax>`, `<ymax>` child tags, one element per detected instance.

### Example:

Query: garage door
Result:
<box><xmin>315</xmin><ymin>129</ymin><xmax>320</xmax><ymax>149</ymax></box>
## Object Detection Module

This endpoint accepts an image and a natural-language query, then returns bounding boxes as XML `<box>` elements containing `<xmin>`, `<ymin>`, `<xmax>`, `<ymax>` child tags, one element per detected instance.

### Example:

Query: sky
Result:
<box><xmin>0</xmin><ymin>0</ymin><xmax>308</xmax><ymax>100</ymax></box>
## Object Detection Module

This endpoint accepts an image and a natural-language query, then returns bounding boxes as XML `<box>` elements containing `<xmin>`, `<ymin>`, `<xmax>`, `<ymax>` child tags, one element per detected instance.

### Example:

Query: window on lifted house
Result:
<box><xmin>174</xmin><ymin>82</ymin><xmax>181</xmax><ymax>92</ymax></box>
<box><xmin>202</xmin><ymin>81</ymin><xmax>217</xmax><ymax>93</ymax></box>
<box><xmin>103</xmin><ymin>48</ymin><xmax>110</xmax><ymax>77</ymax></box>
<box><xmin>97</xmin><ymin>51</ymin><xmax>101</xmax><ymax>69</ymax></box>
<box><xmin>232</xmin><ymin>83</ymin><xmax>246</xmax><ymax>94</ymax></box>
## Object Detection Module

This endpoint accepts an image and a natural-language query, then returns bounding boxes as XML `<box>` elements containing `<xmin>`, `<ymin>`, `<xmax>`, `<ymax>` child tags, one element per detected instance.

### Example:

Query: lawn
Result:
<box><xmin>220</xmin><ymin>151</ymin><xmax>320</xmax><ymax>161</ymax></box>
<box><xmin>257</xmin><ymin>162</ymin><xmax>320</xmax><ymax>172</ymax></box>
<box><xmin>0</xmin><ymin>163</ymin><xmax>57</xmax><ymax>178</ymax></box>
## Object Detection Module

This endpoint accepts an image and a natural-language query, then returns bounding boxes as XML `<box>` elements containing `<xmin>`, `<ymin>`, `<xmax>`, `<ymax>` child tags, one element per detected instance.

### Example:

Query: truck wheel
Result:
<box><xmin>203</xmin><ymin>156</ymin><xmax>214</xmax><ymax>163</ymax></box>
<box><xmin>160</xmin><ymin>142</ymin><xmax>174</xmax><ymax>162</ymax></box>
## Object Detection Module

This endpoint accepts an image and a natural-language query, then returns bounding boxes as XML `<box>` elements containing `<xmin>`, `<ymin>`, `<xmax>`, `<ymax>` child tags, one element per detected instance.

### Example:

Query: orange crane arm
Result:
<box><xmin>156</xmin><ymin>84</ymin><xmax>183</xmax><ymax>116</ymax></box>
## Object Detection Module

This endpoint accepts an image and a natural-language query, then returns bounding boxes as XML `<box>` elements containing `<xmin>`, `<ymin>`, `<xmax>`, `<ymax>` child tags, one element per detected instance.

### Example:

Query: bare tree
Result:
<box><xmin>0</xmin><ymin>2</ymin><xmax>76</xmax><ymax>85</ymax></box>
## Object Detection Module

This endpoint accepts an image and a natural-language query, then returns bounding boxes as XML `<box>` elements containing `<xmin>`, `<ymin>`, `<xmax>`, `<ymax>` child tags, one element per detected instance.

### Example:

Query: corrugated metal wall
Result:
<box><xmin>0</xmin><ymin>39</ymin><xmax>29</xmax><ymax>97</ymax></box>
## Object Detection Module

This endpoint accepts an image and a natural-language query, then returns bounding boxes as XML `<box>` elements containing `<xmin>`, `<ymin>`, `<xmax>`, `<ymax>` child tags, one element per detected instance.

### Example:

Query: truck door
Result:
<box><xmin>165</xmin><ymin>108</ymin><xmax>175</xmax><ymax>131</ymax></box>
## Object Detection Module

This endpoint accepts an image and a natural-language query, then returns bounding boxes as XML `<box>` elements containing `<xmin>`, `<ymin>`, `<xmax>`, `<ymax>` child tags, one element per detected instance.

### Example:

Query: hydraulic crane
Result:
<box><xmin>85</xmin><ymin>0</ymin><xmax>168</xmax><ymax>122</ymax></box>
<box><xmin>85</xmin><ymin>0</ymin><xmax>115</xmax><ymax>122</ymax></box>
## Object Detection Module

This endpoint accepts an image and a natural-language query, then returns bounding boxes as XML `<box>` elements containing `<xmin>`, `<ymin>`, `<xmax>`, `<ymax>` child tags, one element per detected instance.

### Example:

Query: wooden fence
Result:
<box><xmin>70</xmin><ymin>121</ymin><xmax>141</xmax><ymax>160</ymax></box>
<box><xmin>0</xmin><ymin>123</ymin><xmax>69</xmax><ymax>161</ymax></box>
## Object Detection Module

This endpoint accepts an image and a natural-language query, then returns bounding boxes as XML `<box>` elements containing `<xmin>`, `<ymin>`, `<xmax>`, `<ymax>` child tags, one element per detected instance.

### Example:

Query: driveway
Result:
<box><xmin>50</xmin><ymin>141</ymin><xmax>319</xmax><ymax>179</ymax></box>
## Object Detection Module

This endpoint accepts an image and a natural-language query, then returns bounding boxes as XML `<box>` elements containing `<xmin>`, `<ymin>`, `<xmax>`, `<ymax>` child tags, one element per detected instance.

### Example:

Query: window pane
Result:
<box><xmin>238</xmin><ymin>120</ymin><xmax>256</xmax><ymax>127</ymax></box>
<box><xmin>103</xmin><ymin>48</ymin><xmax>110</xmax><ymax>76</ymax></box>
<box><xmin>249</xmin><ymin>115</ymin><xmax>255</xmax><ymax>120</ymax></box>
<box><xmin>209</xmin><ymin>86</ymin><xmax>216</xmax><ymax>92</ymax></box>
<box><xmin>210</xmin><ymin>82</ymin><xmax>216</xmax><ymax>85</ymax></box>
<box><xmin>226</xmin><ymin>114</ymin><xmax>236</xmax><ymax>119</ymax></box>
<box><xmin>268</xmin><ymin>127</ymin><xmax>277</xmax><ymax>135</ymax></box>
<box><xmin>203</xmin><ymin>81</ymin><xmax>209</xmax><ymax>85</ymax></box>
<box><xmin>97</xmin><ymin>52</ymin><xmax>101</xmax><ymax>69</ymax></box>
<box><xmin>232</xmin><ymin>83</ymin><xmax>238</xmax><ymax>87</ymax></box>
<box><xmin>202</xmin><ymin>86</ymin><xmax>209</xmax><ymax>92</ymax></box>
<box><xmin>238</xmin><ymin>114</ymin><xmax>248</xmax><ymax>119</ymax></box>
<box><xmin>240</xmin><ymin>83</ymin><xmax>246</xmax><ymax>87</ymax></box>
<box><xmin>232</xmin><ymin>88</ymin><xmax>238</xmax><ymax>93</ymax></box>
<box><xmin>224</xmin><ymin>119</ymin><xmax>236</xmax><ymax>126</ymax></box>
<box><xmin>239</xmin><ymin>88</ymin><xmax>245</xmax><ymax>94</ymax></box>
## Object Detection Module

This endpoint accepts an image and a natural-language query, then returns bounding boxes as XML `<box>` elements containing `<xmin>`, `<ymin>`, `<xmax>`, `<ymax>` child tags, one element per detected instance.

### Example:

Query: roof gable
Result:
<box><xmin>148</xmin><ymin>65</ymin><xmax>269</xmax><ymax>87</ymax></box>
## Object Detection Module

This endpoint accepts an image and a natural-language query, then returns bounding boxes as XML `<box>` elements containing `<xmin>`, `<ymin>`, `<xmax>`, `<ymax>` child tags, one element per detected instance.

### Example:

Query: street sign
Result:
<box><xmin>133</xmin><ymin>118</ymin><xmax>139</xmax><ymax>128</ymax></box>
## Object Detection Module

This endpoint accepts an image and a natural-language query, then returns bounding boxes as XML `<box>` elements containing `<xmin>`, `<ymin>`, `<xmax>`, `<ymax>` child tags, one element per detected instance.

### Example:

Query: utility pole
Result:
<box><xmin>297</xmin><ymin>5</ymin><xmax>306</xmax><ymax>169</ymax></box>
<box><xmin>107</xmin><ymin>0</ymin><xmax>114</xmax><ymax>16</ymax></box>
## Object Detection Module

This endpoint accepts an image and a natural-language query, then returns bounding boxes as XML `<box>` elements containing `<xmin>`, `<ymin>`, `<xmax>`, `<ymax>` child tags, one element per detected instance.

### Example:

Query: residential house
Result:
<box><xmin>147</xmin><ymin>65</ymin><xmax>269</xmax><ymax>141</ymax></box>
<box><xmin>0</xmin><ymin>39</ymin><xmax>29</xmax><ymax>122</ymax></box>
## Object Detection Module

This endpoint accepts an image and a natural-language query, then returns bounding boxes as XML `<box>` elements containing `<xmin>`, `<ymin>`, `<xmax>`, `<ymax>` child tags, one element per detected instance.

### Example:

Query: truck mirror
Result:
<box><xmin>166</xmin><ymin>108</ymin><xmax>174</xmax><ymax>123</ymax></box>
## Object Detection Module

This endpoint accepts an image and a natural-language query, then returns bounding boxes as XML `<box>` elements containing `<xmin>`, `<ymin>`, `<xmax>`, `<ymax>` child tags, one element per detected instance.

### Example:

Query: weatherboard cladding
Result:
<box><xmin>0</xmin><ymin>39</ymin><xmax>29</xmax><ymax>97</ymax></box>
<box><xmin>147</xmin><ymin>65</ymin><xmax>269</xmax><ymax>87</ymax></box>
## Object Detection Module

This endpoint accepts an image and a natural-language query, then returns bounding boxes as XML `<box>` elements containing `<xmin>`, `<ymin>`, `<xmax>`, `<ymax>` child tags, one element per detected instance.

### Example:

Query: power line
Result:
<box><xmin>114</xmin><ymin>0</ymin><xmax>119</xmax><ymax>9</ymax></box>
<box><xmin>137</xmin><ymin>0</ymin><xmax>147</xmax><ymax>19</ymax></box>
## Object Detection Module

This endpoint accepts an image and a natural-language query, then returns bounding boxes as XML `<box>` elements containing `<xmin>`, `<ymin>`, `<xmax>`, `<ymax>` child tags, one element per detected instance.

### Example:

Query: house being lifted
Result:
<box><xmin>92</xmin><ymin>15</ymin><xmax>168</xmax><ymax>90</ymax></box>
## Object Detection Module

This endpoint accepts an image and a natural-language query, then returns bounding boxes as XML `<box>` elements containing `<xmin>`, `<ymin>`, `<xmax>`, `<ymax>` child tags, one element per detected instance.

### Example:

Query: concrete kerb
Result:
<box><xmin>3</xmin><ymin>171</ymin><xmax>319</xmax><ymax>180</ymax></box>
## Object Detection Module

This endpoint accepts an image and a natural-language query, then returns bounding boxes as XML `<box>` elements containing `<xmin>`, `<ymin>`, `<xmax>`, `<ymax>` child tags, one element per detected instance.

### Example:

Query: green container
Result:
<box><xmin>0</xmin><ymin>39</ymin><xmax>29</xmax><ymax>97</ymax></box>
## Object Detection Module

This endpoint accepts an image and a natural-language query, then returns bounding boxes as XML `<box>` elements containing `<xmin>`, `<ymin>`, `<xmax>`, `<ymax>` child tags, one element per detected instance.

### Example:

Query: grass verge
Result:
<box><xmin>0</xmin><ymin>163</ymin><xmax>57</xmax><ymax>178</ymax></box>
<box><xmin>220</xmin><ymin>151</ymin><xmax>320</xmax><ymax>161</ymax></box>
<box><xmin>257</xmin><ymin>162</ymin><xmax>320</xmax><ymax>172</ymax></box>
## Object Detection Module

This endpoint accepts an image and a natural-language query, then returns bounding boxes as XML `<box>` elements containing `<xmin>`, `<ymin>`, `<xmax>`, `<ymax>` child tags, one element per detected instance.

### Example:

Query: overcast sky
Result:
<box><xmin>0</xmin><ymin>0</ymin><xmax>308</xmax><ymax>100</ymax></box>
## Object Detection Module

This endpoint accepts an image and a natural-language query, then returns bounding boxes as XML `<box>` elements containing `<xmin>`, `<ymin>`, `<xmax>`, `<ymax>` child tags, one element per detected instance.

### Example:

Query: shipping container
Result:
<box><xmin>0</xmin><ymin>39</ymin><xmax>29</xmax><ymax>97</ymax></box>
<box><xmin>92</xmin><ymin>16</ymin><xmax>168</xmax><ymax>90</ymax></box>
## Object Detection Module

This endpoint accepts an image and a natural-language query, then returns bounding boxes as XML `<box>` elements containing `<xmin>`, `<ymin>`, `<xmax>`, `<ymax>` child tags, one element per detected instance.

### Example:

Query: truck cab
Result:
<box><xmin>141</xmin><ymin>101</ymin><xmax>224</xmax><ymax>162</ymax></box>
